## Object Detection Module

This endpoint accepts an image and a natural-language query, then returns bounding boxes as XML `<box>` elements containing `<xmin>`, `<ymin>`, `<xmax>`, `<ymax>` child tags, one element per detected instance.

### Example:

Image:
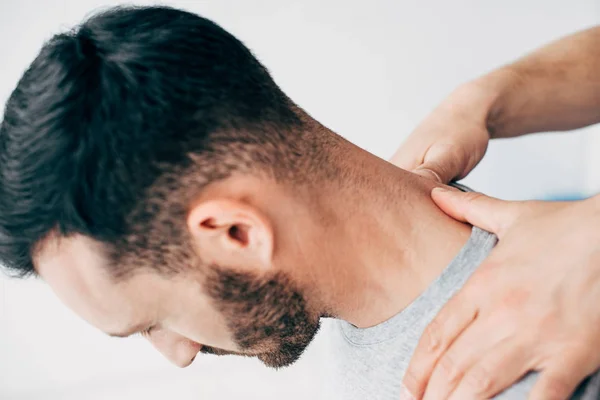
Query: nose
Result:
<box><xmin>144</xmin><ymin>328</ymin><xmax>202</xmax><ymax>368</ymax></box>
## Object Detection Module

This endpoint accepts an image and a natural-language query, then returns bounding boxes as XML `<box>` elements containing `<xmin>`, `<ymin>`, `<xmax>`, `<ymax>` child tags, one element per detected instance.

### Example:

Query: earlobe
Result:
<box><xmin>186</xmin><ymin>199</ymin><xmax>274</xmax><ymax>269</ymax></box>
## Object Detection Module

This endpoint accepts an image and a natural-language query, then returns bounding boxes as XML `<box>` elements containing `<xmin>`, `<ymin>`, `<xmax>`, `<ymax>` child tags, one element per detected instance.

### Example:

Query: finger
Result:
<box><xmin>529</xmin><ymin>352</ymin><xmax>593</xmax><ymax>400</ymax></box>
<box><xmin>447</xmin><ymin>340</ymin><xmax>531</xmax><ymax>400</ymax></box>
<box><xmin>412</xmin><ymin>143</ymin><xmax>467</xmax><ymax>184</ymax></box>
<box><xmin>390</xmin><ymin>136</ymin><xmax>429</xmax><ymax>172</ymax></box>
<box><xmin>431</xmin><ymin>189</ymin><xmax>520</xmax><ymax>236</ymax></box>
<box><xmin>402</xmin><ymin>292</ymin><xmax>478</xmax><ymax>399</ymax></box>
<box><xmin>421</xmin><ymin>318</ymin><xmax>513</xmax><ymax>400</ymax></box>
<box><xmin>399</xmin><ymin>384</ymin><xmax>417</xmax><ymax>400</ymax></box>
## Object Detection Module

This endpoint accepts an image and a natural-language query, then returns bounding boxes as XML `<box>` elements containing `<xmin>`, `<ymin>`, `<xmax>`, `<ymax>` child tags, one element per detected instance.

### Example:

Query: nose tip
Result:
<box><xmin>147</xmin><ymin>330</ymin><xmax>202</xmax><ymax>368</ymax></box>
<box><xmin>174</xmin><ymin>353</ymin><xmax>197</xmax><ymax>368</ymax></box>
<box><xmin>173</xmin><ymin>343</ymin><xmax>201</xmax><ymax>368</ymax></box>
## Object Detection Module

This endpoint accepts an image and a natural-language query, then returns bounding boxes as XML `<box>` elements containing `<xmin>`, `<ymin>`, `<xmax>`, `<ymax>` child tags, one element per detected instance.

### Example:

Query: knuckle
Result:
<box><xmin>402</xmin><ymin>369</ymin><xmax>422</xmax><ymax>397</ymax></box>
<box><xmin>463</xmin><ymin>365</ymin><xmax>495</xmax><ymax>395</ymax></box>
<box><xmin>423</xmin><ymin>318</ymin><xmax>444</xmax><ymax>353</ymax></box>
<box><xmin>437</xmin><ymin>354</ymin><xmax>463</xmax><ymax>383</ymax></box>
<box><xmin>402</xmin><ymin>368</ymin><xmax>418</xmax><ymax>387</ymax></box>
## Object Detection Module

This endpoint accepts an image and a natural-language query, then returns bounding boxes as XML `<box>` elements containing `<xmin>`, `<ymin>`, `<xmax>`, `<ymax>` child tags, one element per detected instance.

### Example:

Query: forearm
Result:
<box><xmin>472</xmin><ymin>26</ymin><xmax>600</xmax><ymax>139</ymax></box>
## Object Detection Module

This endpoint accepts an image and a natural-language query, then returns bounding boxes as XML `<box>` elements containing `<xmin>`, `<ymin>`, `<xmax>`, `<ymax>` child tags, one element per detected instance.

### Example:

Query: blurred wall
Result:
<box><xmin>1</xmin><ymin>1</ymin><xmax>598</xmax><ymax>399</ymax></box>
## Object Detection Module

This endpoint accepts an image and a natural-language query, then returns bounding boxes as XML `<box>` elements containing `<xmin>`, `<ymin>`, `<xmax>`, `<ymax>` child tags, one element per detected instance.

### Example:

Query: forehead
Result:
<box><xmin>34</xmin><ymin>234</ymin><xmax>163</xmax><ymax>333</ymax></box>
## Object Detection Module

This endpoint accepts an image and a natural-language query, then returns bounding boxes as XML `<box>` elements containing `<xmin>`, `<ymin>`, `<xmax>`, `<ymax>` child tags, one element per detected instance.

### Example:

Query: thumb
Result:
<box><xmin>431</xmin><ymin>188</ymin><xmax>519</xmax><ymax>236</ymax></box>
<box><xmin>412</xmin><ymin>143</ymin><xmax>471</xmax><ymax>184</ymax></box>
<box><xmin>412</xmin><ymin>165</ymin><xmax>444</xmax><ymax>183</ymax></box>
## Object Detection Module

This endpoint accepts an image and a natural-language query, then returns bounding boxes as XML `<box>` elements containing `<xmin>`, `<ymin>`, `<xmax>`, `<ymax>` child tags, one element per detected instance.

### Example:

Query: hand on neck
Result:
<box><xmin>313</xmin><ymin>144</ymin><xmax>472</xmax><ymax>328</ymax></box>
<box><xmin>195</xmin><ymin>138</ymin><xmax>473</xmax><ymax>329</ymax></box>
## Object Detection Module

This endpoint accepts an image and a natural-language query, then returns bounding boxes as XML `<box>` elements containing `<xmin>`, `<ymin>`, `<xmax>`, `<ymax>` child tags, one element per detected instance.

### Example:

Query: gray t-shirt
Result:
<box><xmin>326</xmin><ymin>226</ymin><xmax>600</xmax><ymax>400</ymax></box>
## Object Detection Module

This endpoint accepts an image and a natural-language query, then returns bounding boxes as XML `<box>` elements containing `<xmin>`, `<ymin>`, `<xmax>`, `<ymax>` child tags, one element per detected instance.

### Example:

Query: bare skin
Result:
<box><xmin>393</xmin><ymin>26</ymin><xmax>600</xmax><ymax>400</ymax></box>
<box><xmin>35</xmin><ymin>140</ymin><xmax>471</xmax><ymax>369</ymax></box>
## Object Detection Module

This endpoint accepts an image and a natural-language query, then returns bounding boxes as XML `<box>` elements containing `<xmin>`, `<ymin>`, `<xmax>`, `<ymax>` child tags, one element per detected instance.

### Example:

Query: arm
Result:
<box><xmin>394</xmin><ymin>26</ymin><xmax>600</xmax><ymax>400</ymax></box>
<box><xmin>483</xmin><ymin>26</ymin><xmax>600</xmax><ymax>138</ymax></box>
<box><xmin>391</xmin><ymin>26</ymin><xmax>600</xmax><ymax>183</ymax></box>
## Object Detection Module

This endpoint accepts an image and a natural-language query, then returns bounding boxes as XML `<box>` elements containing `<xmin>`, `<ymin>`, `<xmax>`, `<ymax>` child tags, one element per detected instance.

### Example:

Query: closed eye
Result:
<box><xmin>107</xmin><ymin>323</ymin><xmax>156</xmax><ymax>338</ymax></box>
<box><xmin>139</xmin><ymin>326</ymin><xmax>154</xmax><ymax>337</ymax></box>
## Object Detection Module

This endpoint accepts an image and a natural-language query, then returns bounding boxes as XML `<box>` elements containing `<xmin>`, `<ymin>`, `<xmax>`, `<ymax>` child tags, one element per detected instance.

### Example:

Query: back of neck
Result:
<box><xmin>318</xmin><ymin>144</ymin><xmax>472</xmax><ymax>327</ymax></box>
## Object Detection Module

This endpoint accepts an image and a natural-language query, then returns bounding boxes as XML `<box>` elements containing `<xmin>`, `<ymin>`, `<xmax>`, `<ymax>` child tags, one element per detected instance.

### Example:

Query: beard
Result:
<box><xmin>202</xmin><ymin>266</ymin><xmax>321</xmax><ymax>369</ymax></box>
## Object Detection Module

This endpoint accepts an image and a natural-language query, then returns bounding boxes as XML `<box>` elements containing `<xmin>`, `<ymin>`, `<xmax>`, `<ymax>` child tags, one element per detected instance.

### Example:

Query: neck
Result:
<box><xmin>314</xmin><ymin>143</ymin><xmax>472</xmax><ymax>328</ymax></box>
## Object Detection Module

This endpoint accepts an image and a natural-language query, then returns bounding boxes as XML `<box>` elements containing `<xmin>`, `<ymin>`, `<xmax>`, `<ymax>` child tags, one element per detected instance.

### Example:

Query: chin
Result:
<box><xmin>202</xmin><ymin>345</ymin><xmax>306</xmax><ymax>369</ymax></box>
<box><xmin>256</xmin><ymin>337</ymin><xmax>317</xmax><ymax>369</ymax></box>
<box><xmin>202</xmin><ymin>340</ymin><xmax>313</xmax><ymax>369</ymax></box>
<box><xmin>257</xmin><ymin>352</ymin><xmax>300</xmax><ymax>369</ymax></box>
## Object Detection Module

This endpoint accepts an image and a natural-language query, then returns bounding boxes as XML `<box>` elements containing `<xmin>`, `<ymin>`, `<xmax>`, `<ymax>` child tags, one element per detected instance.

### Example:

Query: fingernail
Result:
<box><xmin>399</xmin><ymin>384</ymin><xmax>416</xmax><ymax>400</ymax></box>
<box><xmin>432</xmin><ymin>187</ymin><xmax>449</xmax><ymax>194</ymax></box>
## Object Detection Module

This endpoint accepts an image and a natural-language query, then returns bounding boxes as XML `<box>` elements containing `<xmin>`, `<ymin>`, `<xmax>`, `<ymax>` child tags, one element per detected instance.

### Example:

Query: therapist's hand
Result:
<box><xmin>390</xmin><ymin>83</ymin><xmax>491</xmax><ymax>184</ymax></box>
<box><xmin>402</xmin><ymin>189</ymin><xmax>600</xmax><ymax>400</ymax></box>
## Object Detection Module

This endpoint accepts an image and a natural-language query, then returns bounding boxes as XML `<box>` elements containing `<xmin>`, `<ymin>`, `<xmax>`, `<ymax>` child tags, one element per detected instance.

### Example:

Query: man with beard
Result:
<box><xmin>1</xmin><ymin>6</ymin><xmax>597</xmax><ymax>400</ymax></box>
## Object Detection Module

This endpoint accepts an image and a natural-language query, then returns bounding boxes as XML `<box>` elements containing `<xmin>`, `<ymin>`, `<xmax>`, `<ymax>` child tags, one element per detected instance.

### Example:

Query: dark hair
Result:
<box><xmin>0</xmin><ymin>5</ymin><xmax>321</xmax><ymax>277</ymax></box>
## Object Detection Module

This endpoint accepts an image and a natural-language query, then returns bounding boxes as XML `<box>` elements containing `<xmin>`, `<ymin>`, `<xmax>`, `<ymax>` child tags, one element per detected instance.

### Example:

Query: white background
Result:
<box><xmin>1</xmin><ymin>1</ymin><xmax>599</xmax><ymax>399</ymax></box>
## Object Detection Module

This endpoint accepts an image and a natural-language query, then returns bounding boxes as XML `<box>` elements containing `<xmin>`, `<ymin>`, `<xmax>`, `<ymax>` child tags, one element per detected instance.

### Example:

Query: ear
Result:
<box><xmin>186</xmin><ymin>199</ymin><xmax>274</xmax><ymax>271</ymax></box>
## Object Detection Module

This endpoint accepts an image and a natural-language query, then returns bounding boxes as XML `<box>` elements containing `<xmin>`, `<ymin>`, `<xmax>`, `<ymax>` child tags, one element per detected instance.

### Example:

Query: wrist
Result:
<box><xmin>447</xmin><ymin>76</ymin><xmax>504</xmax><ymax>137</ymax></box>
<box><xmin>468</xmin><ymin>68</ymin><xmax>522</xmax><ymax>139</ymax></box>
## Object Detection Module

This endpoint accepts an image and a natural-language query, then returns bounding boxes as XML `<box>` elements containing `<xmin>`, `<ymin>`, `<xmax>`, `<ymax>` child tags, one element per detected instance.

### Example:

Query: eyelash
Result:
<box><xmin>140</xmin><ymin>326</ymin><xmax>154</xmax><ymax>336</ymax></box>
